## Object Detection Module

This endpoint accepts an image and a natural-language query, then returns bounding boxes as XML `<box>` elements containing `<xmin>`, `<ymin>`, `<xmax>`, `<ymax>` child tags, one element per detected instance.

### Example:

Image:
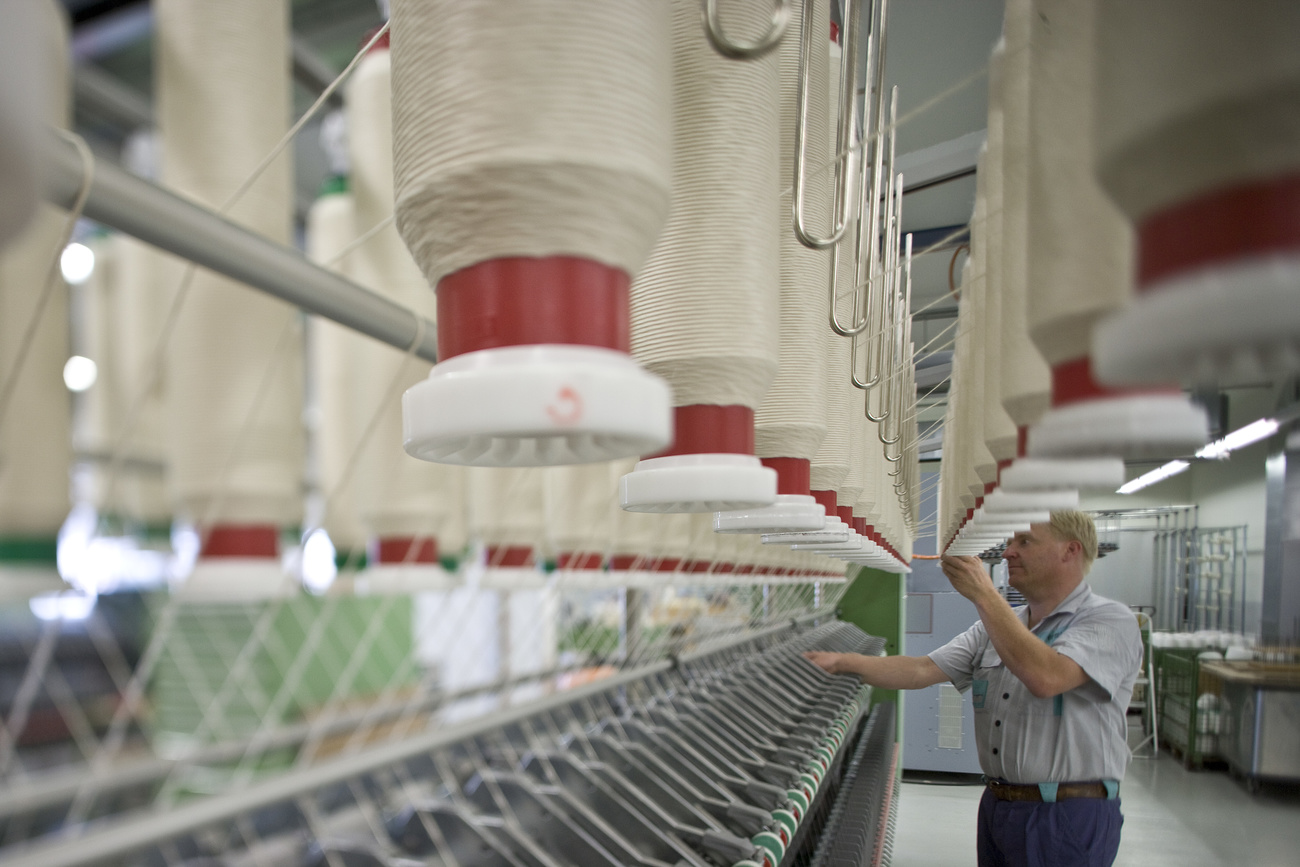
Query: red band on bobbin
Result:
<box><xmin>761</xmin><ymin>458</ymin><xmax>811</xmax><ymax>497</ymax></box>
<box><xmin>655</xmin><ymin>405</ymin><xmax>754</xmax><ymax>457</ymax></box>
<box><xmin>360</xmin><ymin>25</ymin><xmax>390</xmax><ymax>53</ymax></box>
<box><xmin>1016</xmin><ymin>426</ymin><xmax>1029</xmax><ymax>458</ymax></box>
<box><xmin>685</xmin><ymin>559</ymin><xmax>712</xmax><ymax>573</ymax></box>
<box><xmin>653</xmin><ymin>557</ymin><xmax>683</xmax><ymax>573</ymax></box>
<box><xmin>557</xmin><ymin>552</ymin><xmax>603</xmax><ymax>570</ymax></box>
<box><xmin>1138</xmin><ymin>173</ymin><xmax>1300</xmax><ymax>289</ymax></box>
<box><xmin>376</xmin><ymin>537</ymin><xmax>438</xmax><ymax>564</ymax></box>
<box><xmin>996</xmin><ymin>459</ymin><xmax>1013</xmax><ymax>485</ymax></box>
<box><xmin>837</xmin><ymin>506</ymin><xmax>854</xmax><ymax>525</ymax></box>
<box><xmin>437</xmin><ymin>257</ymin><xmax>630</xmax><ymax>360</ymax></box>
<box><xmin>1051</xmin><ymin>357</ymin><xmax>1175</xmax><ymax>407</ymax></box>
<box><xmin>852</xmin><ymin>517</ymin><xmax>868</xmax><ymax>535</ymax></box>
<box><xmin>202</xmin><ymin>525</ymin><xmax>278</xmax><ymax>559</ymax></box>
<box><xmin>609</xmin><ymin>555</ymin><xmax>639</xmax><ymax>571</ymax></box>
<box><xmin>811</xmin><ymin>490</ymin><xmax>838</xmax><ymax>514</ymax></box>
<box><xmin>486</xmin><ymin>545</ymin><xmax>533</xmax><ymax>567</ymax></box>
<box><xmin>715</xmin><ymin>561</ymin><xmax>735</xmax><ymax>574</ymax></box>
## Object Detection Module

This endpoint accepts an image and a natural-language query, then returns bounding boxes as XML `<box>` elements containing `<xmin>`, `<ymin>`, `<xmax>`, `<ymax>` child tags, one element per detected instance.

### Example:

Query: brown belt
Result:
<box><xmin>986</xmin><ymin>780</ymin><xmax>1110</xmax><ymax>802</ymax></box>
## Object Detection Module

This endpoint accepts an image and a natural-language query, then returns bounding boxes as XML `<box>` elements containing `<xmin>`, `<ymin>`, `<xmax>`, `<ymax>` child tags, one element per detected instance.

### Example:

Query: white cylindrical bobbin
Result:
<box><xmin>393</xmin><ymin>0</ymin><xmax>675</xmax><ymax>467</ymax></box>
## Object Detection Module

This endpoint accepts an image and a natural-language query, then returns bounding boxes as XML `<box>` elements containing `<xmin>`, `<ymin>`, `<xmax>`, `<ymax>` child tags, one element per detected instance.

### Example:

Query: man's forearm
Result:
<box><xmin>970</xmin><ymin>587</ymin><xmax>1087</xmax><ymax>698</ymax></box>
<box><xmin>832</xmin><ymin>653</ymin><xmax>946</xmax><ymax>690</ymax></box>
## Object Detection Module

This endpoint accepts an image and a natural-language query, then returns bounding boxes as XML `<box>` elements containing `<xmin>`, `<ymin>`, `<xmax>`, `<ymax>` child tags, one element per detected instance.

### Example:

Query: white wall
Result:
<box><xmin>1079</xmin><ymin>387</ymin><xmax>1277</xmax><ymax>635</ymax></box>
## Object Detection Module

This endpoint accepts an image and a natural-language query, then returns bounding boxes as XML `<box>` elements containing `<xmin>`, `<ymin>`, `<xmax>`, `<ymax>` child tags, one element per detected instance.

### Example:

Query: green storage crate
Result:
<box><xmin>1155</xmin><ymin>647</ymin><xmax>1224</xmax><ymax>768</ymax></box>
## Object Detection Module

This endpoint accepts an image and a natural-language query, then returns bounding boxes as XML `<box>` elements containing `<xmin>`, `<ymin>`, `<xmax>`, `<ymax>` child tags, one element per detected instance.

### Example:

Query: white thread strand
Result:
<box><xmin>630</xmin><ymin>0</ymin><xmax>782</xmax><ymax>409</ymax></box>
<box><xmin>390</xmin><ymin>0</ymin><xmax>672</xmax><ymax>287</ymax></box>
<box><xmin>755</xmin><ymin>0</ymin><xmax>832</xmax><ymax>461</ymax></box>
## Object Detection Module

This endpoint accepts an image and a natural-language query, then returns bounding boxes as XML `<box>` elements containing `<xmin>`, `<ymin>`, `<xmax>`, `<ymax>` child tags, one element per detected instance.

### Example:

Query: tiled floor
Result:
<box><xmin>892</xmin><ymin>753</ymin><xmax>1300</xmax><ymax>866</ymax></box>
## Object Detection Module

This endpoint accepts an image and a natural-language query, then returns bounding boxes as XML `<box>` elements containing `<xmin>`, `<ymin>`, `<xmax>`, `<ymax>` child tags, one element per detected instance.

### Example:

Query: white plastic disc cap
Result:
<box><xmin>714</xmin><ymin>495</ymin><xmax>825</xmax><ymax>534</ymax></box>
<box><xmin>403</xmin><ymin>345</ymin><xmax>671</xmax><ymax>467</ymax></box>
<box><xmin>999</xmin><ymin>457</ymin><xmax>1126</xmax><ymax>492</ymax></box>
<box><xmin>1092</xmin><ymin>253</ymin><xmax>1300</xmax><ymax>387</ymax></box>
<box><xmin>619</xmin><ymin>453</ymin><xmax>777</xmax><ymax>513</ymax></box>
<box><xmin>981</xmin><ymin>488</ymin><xmax>1079</xmax><ymax>513</ymax></box>
<box><xmin>762</xmin><ymin>517</ymin><xmax>851</xmax><ymax>546</ymax></box>
<box><xmin>1027</xmin><ymin>394</ymin><xmax>1207</xmax><ymax>461</ymax></box>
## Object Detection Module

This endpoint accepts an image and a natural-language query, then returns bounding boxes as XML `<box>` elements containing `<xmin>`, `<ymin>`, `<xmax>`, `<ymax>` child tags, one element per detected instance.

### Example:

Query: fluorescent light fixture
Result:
<box><xmin>63</xmin><ymin>355</ymin><xmax>97</xmax><ymax>392</ymax></box>
<box><xmin>1117</xmin><ymin>460</ymin><xmax>1190</xmax><ymax>495</ymax></box>
<box><xmin>1195</xmin><ymin>418</ymin><xmax>1278</xmax><ymax>460</ymax></box>
<box><xmin>60</xmin><ymin>242</ymin><xmax>95</xmax><ymax>284</ymax></box>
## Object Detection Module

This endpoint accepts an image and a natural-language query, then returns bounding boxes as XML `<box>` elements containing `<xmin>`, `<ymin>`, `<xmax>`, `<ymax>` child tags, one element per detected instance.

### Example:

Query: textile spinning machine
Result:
<box><xmin>0</xmin><ymin>621</ymin><xmax>899</xmax><ymax>867</ymax></box>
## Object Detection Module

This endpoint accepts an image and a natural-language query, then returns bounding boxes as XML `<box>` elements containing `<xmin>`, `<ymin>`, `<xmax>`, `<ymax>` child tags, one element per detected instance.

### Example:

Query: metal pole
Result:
<box><xmin>40</xmin><ymin>130</ymin><xmax>440</xmax><ymax>363</ymax></box>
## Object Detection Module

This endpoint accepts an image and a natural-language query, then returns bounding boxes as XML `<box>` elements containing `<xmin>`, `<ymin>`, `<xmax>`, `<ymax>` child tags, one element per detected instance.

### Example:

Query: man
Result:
<box><xmin>806</xmin><ymin>510</ymin><xmax>1142</xmax><ymax>867</ymax></box>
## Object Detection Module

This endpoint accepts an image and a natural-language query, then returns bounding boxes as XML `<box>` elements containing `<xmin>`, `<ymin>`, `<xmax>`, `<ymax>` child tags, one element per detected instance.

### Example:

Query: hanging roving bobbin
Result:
<box><xmin>158</xmin><ymin>0</ymin><xmax>301</xmax><ymax>600</ymax></box>
<box><xmin>1021</xmin><ymin>0</ymin><xmax>1206</xmax><ymax>464</ymax></box>
<box><xmin>717</xmin><ymin>1</ymin><xmax>857</xmax><ymax>534</ymax></box>
<box><xmin>393</xmin><ymin>0</ymin><xmax>674</xmax><ymax>468</ymax></box>
<box><xmin>305</xmin><ymin>142</ymin><xmax>368</xmax><ymax>558</ymax></box>
<box><xmin>347</xmin><ymin>29</ymin><xmax>465</xmax><ymax>586</ymax></box>
<box><xmin>0</xmin><ymin>0</ymin><xmax>71</xmax><ymax>602</ymax></box>
<box><xmin>620</xmin><ymin>0</ymin><xmax>785</xmax><ymax>513</ymax></box>
<box><xmin>990</xmin><ymin>0</ymin><xmax>1120</xmax><ymax>497</ymax></box>
<box><xmin>1092</xmin><ymin>0</ymin><xmax>1300</xmax><ymax>387</ymax></box>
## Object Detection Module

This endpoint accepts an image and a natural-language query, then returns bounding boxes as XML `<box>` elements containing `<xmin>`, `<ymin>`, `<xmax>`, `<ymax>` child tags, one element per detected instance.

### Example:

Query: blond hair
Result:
<box><xmin>1047</xmin><ymin>510</ymin><xmax>1098</xmax><ymax>573</ymax></box>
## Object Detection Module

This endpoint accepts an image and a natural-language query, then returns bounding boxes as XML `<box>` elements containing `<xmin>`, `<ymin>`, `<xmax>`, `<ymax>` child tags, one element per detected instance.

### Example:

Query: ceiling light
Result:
<box><xmin>1195</xmin><ymin>418</ymin><xmax>1278</xmax><ymax>460</ymax></box>
<box><xmin>62</xmin><ymin>355</ymin><xmax>97</xmax><ymax>392</ymax></box>
<box><xmin>1117</xmin><ymin>460</ymin><xmax>1189</xmax><ymax>495</ymax></box>
<box><xmin>60</xmin><ymin>242</ymin><xmax>94</xmax><ymax>284</ymax></box>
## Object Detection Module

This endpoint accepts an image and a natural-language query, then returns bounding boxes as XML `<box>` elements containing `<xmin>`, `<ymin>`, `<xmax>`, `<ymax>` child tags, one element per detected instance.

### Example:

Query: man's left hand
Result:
<box><xmin>940</xmin><ymin>555</ymin><xmax>996</xmax><ymax>602</ymax></box>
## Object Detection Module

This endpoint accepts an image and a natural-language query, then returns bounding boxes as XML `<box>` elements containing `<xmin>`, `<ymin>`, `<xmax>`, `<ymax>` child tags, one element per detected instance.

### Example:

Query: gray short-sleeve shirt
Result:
<box><xmin>928</xmin><ymin>582</ymin><xmax>1142</xmax><ymax>784</ymax></box>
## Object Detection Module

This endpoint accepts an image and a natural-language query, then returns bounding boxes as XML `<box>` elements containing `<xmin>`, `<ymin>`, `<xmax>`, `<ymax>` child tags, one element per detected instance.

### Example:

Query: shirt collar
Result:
<box><xmin>1044</xmin><ymin>580</ymin><xmax>1092</xmax><ymax>619</ymax></box>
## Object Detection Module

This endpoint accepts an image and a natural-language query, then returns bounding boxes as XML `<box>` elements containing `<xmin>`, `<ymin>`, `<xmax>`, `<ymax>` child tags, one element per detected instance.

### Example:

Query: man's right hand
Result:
<box><xmin>804</xmin><ymin>651</ymin><xmax>851</xmax><ymax>675</ymax></box>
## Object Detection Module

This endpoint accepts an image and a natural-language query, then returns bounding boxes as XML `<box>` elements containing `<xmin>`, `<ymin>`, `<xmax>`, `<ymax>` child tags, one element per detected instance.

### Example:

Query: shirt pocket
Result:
<box><xmin>980</xmin><ymin>646</ymin><xmax>1003</xmax><ymax>669</ymax></box>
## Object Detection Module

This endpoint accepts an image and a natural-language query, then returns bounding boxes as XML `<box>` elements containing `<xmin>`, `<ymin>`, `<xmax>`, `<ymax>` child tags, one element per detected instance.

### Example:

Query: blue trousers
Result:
<box><xmin>977</xmin><ymin>788</ymin><xmax>1123</xmax><ymax>867</ymax></box>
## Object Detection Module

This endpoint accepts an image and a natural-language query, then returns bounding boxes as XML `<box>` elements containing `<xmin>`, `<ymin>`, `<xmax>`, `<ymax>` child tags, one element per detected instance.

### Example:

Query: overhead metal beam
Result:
<box><xmin>73</xmin><ymin>64</ymin><xmax>152</xmax><ymax>130</ymax></box>
<box><xmin>41</xmin><ymin>130</ymin><xmax>439</xmax><ymax>363</ymax></box>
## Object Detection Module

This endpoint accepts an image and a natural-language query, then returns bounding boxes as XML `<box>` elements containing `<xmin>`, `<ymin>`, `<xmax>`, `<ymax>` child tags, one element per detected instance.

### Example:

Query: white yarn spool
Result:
<box><xmin>307</xmin><ymin>179</ymin><xmax>367</xmax><ymax>553</ymax></box>
<box><xmin>620</xmin><ymin>0</ymin><xmax>784</xmax><ymax>513</ymax></box>
<box><xmin>1024</xmin><ymin>0</ymin><xmax>1206</xmax><ymax>460</ymax></box>
<box><xmin>347</xmin><ymin>39</ymin><xmax>464</xmax><ymax>563</ymax></box>
<box><xmin>998</xmin><ymin>0</ymin><xmax>1051</xmax><ymax>435</ymax></box>
<box><xmin>0</xmin><ymin>0</ymin><xmax>70</xmax><ymax>579</ymax></box>
<box><xmin>838</xmin><ymin>407</ymin><xmax>866</xmax><ymax>527</ymax></box>
<box><xmin>630</xmin><ymin>0</ymin><xmax>781</xmax><ymax>410</ymax></box>
<box><xmin>810</xmin><ymin>310</ymin><xmax>854</xmax><ymax>496</ymax></box>
<box><xmin>392</xmin><ymin>0</ymin><xmax>673</xmax><ymax>468</ymax></box>
<box><xmin>390</xmin><ymin>0</ymin><xmax>671</xmax><ymax>292</ymax></box>
<box><xmin>754</xmin><ymin>5</ymin><xmax>832</xmax><ymax>466</ymax></box>
<box><xmin>981</xmin><ymin>49</ymin><xmax>1019</xmax><ymax>467</ymax></box>
<box><xmin>1092</xmin><ymin>0</ymin><xmax>1300</xmax><ymax>385</ymax></box>
<box><xmin>964</xmin><ymin>197</ymin><xmax>997</xmax><ymax>496</ymax></box>
<box><xmin>157</xmin><ymin>0</ymin><xmax>300</xmax><ymax>539</ymax></box>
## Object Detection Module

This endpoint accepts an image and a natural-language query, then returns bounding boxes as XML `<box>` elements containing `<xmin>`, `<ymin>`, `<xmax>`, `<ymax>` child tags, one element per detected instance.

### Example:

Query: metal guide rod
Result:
<box><xmin>40</xmin><ymin>130</ymin><xmax>440</xmax><ymax>364</ymax></box>
<box><xmin>0</xmin><ymin>614</ymin><xmax>835</xmax><ymax>867</ymax></box>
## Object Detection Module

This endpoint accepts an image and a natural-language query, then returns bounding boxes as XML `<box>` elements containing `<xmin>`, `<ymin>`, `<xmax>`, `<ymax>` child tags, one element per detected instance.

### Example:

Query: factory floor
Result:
<box><xmin>892</xmin><ymin>752</ymin><xmax>1300</xmax><ymax>866</ymax></box>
